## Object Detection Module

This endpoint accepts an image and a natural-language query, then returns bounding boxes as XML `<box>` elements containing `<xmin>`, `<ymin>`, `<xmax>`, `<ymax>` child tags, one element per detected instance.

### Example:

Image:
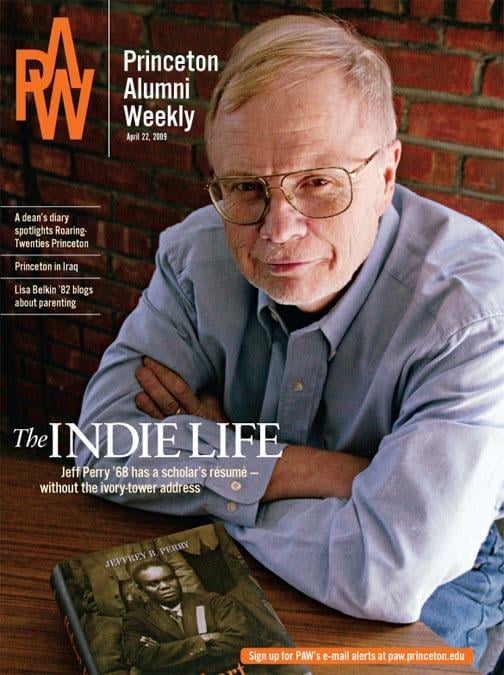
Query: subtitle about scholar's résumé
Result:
<box><xmin>12</xmin><ymin>420</ymin><xmax>282</xmax><ymax>498</ymax></box>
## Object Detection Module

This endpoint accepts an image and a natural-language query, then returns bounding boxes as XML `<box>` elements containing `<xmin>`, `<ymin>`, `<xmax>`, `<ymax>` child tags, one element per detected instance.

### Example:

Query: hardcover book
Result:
<box><xmin>50</xmin><ymin>521</ymin><xmax>309</xmax><ymax>675</ymax></box>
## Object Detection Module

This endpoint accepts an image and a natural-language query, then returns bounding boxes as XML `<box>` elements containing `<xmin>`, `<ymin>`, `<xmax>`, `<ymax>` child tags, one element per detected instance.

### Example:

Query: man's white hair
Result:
<box><xmin>205</xmin><ymin>14</ymin><xmax>397</xmax><ymax>160</ymax></box>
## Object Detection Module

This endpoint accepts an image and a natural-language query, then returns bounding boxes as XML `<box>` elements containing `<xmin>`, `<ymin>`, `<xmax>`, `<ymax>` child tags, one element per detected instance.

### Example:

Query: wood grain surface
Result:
<box><xmin>0</xmin><ymin>449</ymin><xmax>477</xmax><ymax>674</ymax></box>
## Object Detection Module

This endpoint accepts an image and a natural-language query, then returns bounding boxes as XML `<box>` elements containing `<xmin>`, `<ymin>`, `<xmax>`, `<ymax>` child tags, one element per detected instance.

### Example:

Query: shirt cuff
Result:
<box><xmin>183</xmin><ymin>420</ymin><xmax>284</xmax><ymax>526</ymax></box>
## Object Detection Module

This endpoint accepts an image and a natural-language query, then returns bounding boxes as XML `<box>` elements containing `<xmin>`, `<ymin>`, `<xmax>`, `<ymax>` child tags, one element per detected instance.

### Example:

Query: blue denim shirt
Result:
<box><xmin>76</xmin><ymin>185</ymin><xmax>504</xmax><ymax>624</ymax></box>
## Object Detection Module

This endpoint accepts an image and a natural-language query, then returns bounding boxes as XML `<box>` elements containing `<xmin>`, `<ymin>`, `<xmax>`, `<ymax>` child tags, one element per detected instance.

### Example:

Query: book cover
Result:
<box><xmin>50</xmin><ymin>522</ymin><xmax>309</xmax><ymax>675</ymax></box>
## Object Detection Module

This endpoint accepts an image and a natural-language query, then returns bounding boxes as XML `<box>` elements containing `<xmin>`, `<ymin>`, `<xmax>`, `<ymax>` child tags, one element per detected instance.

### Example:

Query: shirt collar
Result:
<box><xmin>257</xmin><ymin>201</ymin><xmax>400</xmax><ymax>352</ymax></box>
<box><xmin>160</xmin><ymin>602</ymin><xmax>182</xmax><ymax>616</ymax></box>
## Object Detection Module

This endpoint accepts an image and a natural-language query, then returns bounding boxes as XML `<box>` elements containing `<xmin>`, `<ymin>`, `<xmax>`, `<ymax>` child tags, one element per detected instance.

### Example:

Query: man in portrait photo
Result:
<box><xmin>122</xmin><ymin>560</ymin><xmax>249</xmax><ymax>674</ymax></box>
<box><xmin>77</xmin><ymin>14</ymin><xmax>504</xmax><ymax>673</ymax></box>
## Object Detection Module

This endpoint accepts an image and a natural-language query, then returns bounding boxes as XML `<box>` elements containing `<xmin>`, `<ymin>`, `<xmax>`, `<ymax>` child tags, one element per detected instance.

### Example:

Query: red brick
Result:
<box><xmin>21</xmin><ymin>357</ymin><xmax>44</xmax><ymax>384</ymax></box>
<box><xmin>417</xmin><ymin>189</ymin><xmax>504</xmax><ymax>236</ymax></box>
<box><xmin>48</xmin><ymin>391</ymin><xmax>82</xmax><ymax>423</ymax></box>
<box><xmin>31</xmin><ymin>117</ymin><xmax>106</xmax><ymax>153</ymax></box>
<box><xmin>36</xmin><ymin>178</ymin><xmax>112</xmax><ymax>215</ymax></box>
<box><xmin>111</xmin><ymin>256</ymin><xmax>155</xmax><ymax>288</ymax></box>
<box><xmin>87</xmin><ymin>89</ymin><xmax>125</xmax><ymax>124</ymax></box>
<box><xmin>30</xmin><ymin>145</ymin><xmax>71</xmax><ymax>177</ymax></box>
<box><xmin>14</xmin><ymin>316</ymin><xmax>38</xmax><ymax>332</ymax></box>
<box><xmin>74</xmin><ymin>47</ymin><xmax>102</xmax><ymax>72</ymax></box>
<box><xmin>151</xmin><ymin>20</ymin><xmax>241</xmax><ymax>60</ymax></box>
<box><xmin>75</xmin><ymin>156</ymin><xmax>152</xmax><ymax>195</ymax></box>
<box><xmin>0</xmin><ymin>35</ymin><xmax>15</xmax><ymax>68</ymax></box>
<box><xmin>62</xmin><ymin>8</ymin><xmax>144</xmax><ymax>48</ymax></box>
<box><xmin>92</xmin><ymin>279</ymin><xmax>141</xmax><ymax>313</ymax></box>
<box><xmin>58</xmin><ymin>251</ymin><xmax>108</xmax><ymax>275</ymax></box>
<box><xmin>11</xmin><ymin>329</ymin><xmax>40</xmax><ymax>358</ymax></box>
<box><xmin>445</xmin><ymin>27</ymin><xmax>504</xmax><ymax>54</ymax></box>
<box><xmin>156</xmin><ymin>174</ymin><xmax>210</xmax><ymax>209</ymax></box>
<box><xmin>385</xmin><ymin>48</ymin><xmax>476</xmax><ymax>95</ymax></box>
<box><xmin>237</xmin><ymin>4</ymin><xmax>294</xmax><ymax>23</ymax></box>
<box><xmin>51</xmin><ymin>343</ymin><xmax>100</xmax><ymax>375</ymax></box>
<box><xmin>6</xmin><ymin>1</ymin><xmax>53</xmax><ymax>33</ymax></box>
<box><xmin>195</xmin><ymin>70</ymin><xmax>220</xmax><ymax>101</ymax></box>
<box><xmin>15</xmin><ymin>379</ymin><xmax>45</xmax><ymax>405</ymax></box>
<box><xmin>0</xmin><ymin>106</ymin><xmax>18</xmax><ymax>137</ymax></box>
<box><xmin>185</xmin><ymin>106</ymin><xmax>207</xmax><ymax>139</ymax></box>
<box><xmin>410</xmin><ymin>0</ymin><xmax>444</xmax><ymax>18</ymax></box>
<box><xmin>46</xmin><ymin>367</ymin><xmax>87</xmax><ymax>397</ymax></box>
<box><xmin>162</xmin><ymin>1</ymin><xmax>233</xmax><ymax>19</ymax></box>
<box><xmin>110</xmin><ymin>53</ymin><xmax>127</xmax><ymax>86</ymax></box>
<box><xmin>1</xmin><ymin>167</ymin><xmax>25</xmax><ymax>197</ymax></box>
<box><xmin>76</xmin><ymin>300</ymin><xmax>114</xmax><ymax>331</ymax></box>
<box><xmin>60</xmin><ymin>6</ymin><xmax>107</xmax><ymax>43</ymax></box>
<box><xmin>86</xmin><ymin>219</ymin><xmax>153</xmax><ymax>257</ymax></box>
<box><xmin>393</xmin><ymin>95</ymin><xmax>405</xmax><ymax>129</ymax></box>
<box><xmin>110</xmin><ymin>12</ymin><xmax>145</xmax><ymax>47</ymax></box>
<box><xmin>456</xmin><ymin>0</ymin><xmax>494</xmax><ymax>23</ymax></box>
<box><xmin>44</xmin><ymin>318</ymin><xmax>81</xmax><ymax>347</ymax></box>
<box><xmin>464</xmin><ymin>157</ymin><xmax>504</xmax><ymax>195</ymax></box>
<box><xmin>355</xmin><ymin>19</ymin><xmax>438</xmax><ymax>44</ymax></box>
<box><xmin>398</xmin><ymin>144</ymin><xmax>457</xmax><ymax>187</ymax></box>
<box><xmin>115</xmin><ymin>196</ymin><xmax>183</xmax><ymax>232</ymax></box>
<box><xmin>482</xmin><ymin>60</ymin><xmax>504</xmax><ymax>98</ymax></box>
<box><xmin>195</xmin><ymin>145</ymin><xmax>212</xmax><ymax>177</ymax></box>
<box><xmin>111</xmin><ymin>130</ymin><xmax>192</xmax><ymax>171</ymax></box>
<box><xmin>369</xmin><ymin>0</ymin><xmax>404</xmax><ymax>12</ymax></box>
<box><xmin>82</xmin><ymin>327</ymin><xmax>113</xmax><ymax>356</ymax></box>
<box><xmin>0</xmin><ymin>226</ymin><xmax>17</xmax><ymax>250</ymax></box>
<box><xmin>409</xmin><ymin>102</ymin><xmax>503</xmax><ymax>150</ymax></box>
<box><xmin>1</xmin><ymin>140</ymin><xmax>22</xmax><ymax>165</ymax></box>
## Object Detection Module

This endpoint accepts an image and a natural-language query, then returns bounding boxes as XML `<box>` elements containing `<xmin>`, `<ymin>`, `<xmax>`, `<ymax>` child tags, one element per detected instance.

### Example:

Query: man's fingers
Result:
<box><xmin>143</xmin><ymin>357</ymin><xmax>202</xmax><ymax>414</ymax></box>
<box><xmin>135</xmin><ymin>391</ymin><xmax>164</xmax><ymax>420</ymax></box>
<box><xmin>135</xmin><ymin>366</ymin><xmax>184</xmax><ymax>417</ymax></box>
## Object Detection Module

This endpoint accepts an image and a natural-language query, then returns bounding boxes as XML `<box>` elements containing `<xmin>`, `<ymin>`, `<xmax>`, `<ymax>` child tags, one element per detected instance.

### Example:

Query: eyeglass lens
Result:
<box><xmin>209</xmin><ymin>168</ymin><xmax>353</xmax><ymax>225</ymax></box>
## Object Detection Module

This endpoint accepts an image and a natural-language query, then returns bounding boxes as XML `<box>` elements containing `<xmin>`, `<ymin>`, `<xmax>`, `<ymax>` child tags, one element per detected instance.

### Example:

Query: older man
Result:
<box><xmin>77</xmin><ymin>15</ymin><xmax>504</xmax><ymax>670</ymax></box>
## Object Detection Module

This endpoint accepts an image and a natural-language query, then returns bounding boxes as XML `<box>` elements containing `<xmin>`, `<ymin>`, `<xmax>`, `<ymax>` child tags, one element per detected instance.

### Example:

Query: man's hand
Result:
<box><xmin>200</xmin><ymin>631</ymin><xmax>222</xmax><ymax>643</ymax></box>
<box><xmin>135</xmin><ymin>357</ymin><xmax>228</xmax><ymax>423</ymax></box>
<box><xmin>139</xmin><ymin>635</ymin><xmax>158</xmax><ymax>648</ymax></box>
<box><xmin>136</xmin><ymin>357</ymin><xmax>369</xmax><ymax>500</ymax></box>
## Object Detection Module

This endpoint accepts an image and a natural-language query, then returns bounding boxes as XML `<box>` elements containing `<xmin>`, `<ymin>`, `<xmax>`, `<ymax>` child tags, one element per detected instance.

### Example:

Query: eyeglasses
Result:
<box><xmin>206</xmin><ymin>148</ymin><xmax>382</xmax><ymax>226</ymax></box>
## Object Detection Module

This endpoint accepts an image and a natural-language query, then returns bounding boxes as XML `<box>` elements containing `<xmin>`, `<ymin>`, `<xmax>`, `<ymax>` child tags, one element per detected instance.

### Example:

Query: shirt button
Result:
<box><xmin>230</xmin><ymin>480</ymin><xmax>242</xmax><ymax>492</ymax></box>
<box><xmin>292</xmin><ymin>381</ymin><xmax>304</xmax><ymax>392</ymax></box>
<box><xmin>226</xmin><ymin>501</ymin><xmax>238</xmax><ymax>513</ymax></box>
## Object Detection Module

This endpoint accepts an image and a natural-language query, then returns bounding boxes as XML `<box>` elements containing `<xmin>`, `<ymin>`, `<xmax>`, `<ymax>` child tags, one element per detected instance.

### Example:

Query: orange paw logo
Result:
<box><xmin>16</xmin><ymin>18</ymin><xmax>94</xmax><ymax>140</ymax></box>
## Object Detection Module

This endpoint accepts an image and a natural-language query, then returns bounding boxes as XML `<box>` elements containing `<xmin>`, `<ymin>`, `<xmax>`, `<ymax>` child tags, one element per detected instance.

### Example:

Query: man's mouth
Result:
<box><xmin>265</xmin><ymin>260</ymin><xmax>315</xmax><ymax>274</ymax></box>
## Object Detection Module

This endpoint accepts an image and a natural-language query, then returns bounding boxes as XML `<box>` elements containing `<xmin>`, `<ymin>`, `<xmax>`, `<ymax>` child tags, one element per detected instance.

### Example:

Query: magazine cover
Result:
<box><xmin>1</xmin><ymin>1</ymin><xmax>503</xmax><ymax>674</ymax></box>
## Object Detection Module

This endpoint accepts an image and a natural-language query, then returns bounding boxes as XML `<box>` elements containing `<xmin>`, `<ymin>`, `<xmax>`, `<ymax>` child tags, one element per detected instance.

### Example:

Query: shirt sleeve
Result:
<box><xmin>225</xmin><ymin>315</ymin><xmax>504</xmax><ymax>623</ymax></box>
<box><xmin>75</xmin><ymin>236</ymin><xmax>282</xmax><ymax>526</ymax></box>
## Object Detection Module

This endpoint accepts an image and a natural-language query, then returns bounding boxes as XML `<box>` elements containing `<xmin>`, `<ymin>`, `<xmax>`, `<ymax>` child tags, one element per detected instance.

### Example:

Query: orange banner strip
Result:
<box><xmin>241</xmin><ymin>646</ymin><xmax>473</xmax><ymax>666</ymax></box>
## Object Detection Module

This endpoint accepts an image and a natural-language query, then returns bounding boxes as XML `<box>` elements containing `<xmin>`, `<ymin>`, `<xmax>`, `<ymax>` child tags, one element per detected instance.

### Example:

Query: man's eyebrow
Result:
<box><xmin>218</xmin><ymin>170</ymin><xmax>259</xmax><ymax>177</ymax></box>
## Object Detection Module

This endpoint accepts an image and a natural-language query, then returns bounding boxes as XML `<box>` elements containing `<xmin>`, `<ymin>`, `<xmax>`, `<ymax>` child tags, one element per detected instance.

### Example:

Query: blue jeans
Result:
<box><xmin>420</xmin><ymin>523</ymin><xmax>504</xmax><ymax>672</ymax></box>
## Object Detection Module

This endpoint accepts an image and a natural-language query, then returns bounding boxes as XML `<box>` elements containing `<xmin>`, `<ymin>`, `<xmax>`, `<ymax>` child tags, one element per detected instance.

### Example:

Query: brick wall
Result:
<box><xmin>1</xmin><ymin>0</ymin><xmax>502</xmax><ymax>439</ymax></box>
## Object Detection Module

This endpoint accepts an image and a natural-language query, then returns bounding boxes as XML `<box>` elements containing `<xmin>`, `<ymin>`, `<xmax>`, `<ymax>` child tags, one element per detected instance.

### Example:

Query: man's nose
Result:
<box><xmin>259</xmin><ymin>187</ymin><xmax>308</xmax><ymax>243</ymax></box>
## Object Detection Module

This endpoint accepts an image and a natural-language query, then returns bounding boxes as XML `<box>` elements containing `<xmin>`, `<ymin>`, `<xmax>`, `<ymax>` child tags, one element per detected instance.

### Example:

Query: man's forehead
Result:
<box><xmin>209</xmin><ymin>70</ymin><xmax>375</xmax><ymax>173</ymax></box>
<box><xmin>140</xmin><ymin>564</ymin><xmax>174</xmax><ymax>579</ymax></box>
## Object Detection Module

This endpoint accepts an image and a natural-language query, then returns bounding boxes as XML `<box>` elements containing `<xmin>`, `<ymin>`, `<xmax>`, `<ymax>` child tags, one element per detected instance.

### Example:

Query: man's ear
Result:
<box><xmin>378</xmin><ymin>139</ymin><xmax>402</xmax><ymax>216</ymax></box>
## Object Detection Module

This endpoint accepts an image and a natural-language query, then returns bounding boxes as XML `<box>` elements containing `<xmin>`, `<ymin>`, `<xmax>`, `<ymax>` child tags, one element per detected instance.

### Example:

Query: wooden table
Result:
<box><xmin>0</xmin><ymin>449</ymin><xmax>477</xmax><ymax>674</ymax></box>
